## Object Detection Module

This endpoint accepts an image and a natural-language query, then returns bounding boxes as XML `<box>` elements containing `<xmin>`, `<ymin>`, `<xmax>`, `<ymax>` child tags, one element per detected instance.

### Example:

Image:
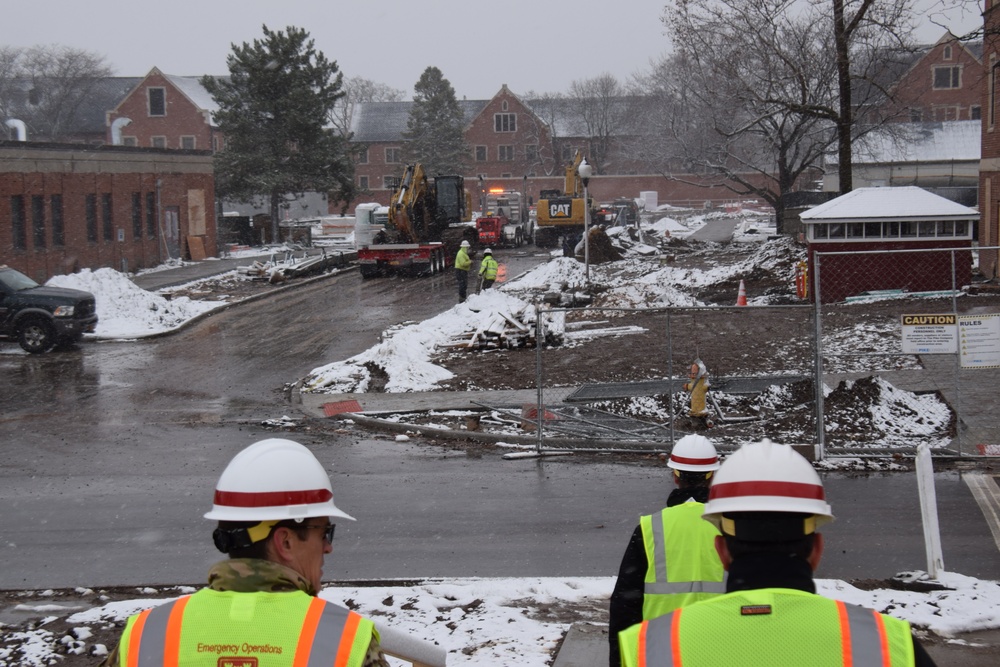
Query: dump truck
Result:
<box><xmin>534</xmin><ymin>150</ymin><xmax>591</xmax><ymax>248</ymax></box>
<box><xmin>356</xmin><ymin>164</ymin><xmax>475</xmax><ymax>278</ymax></box>
<box><xmin>475</xmin><ymin>188</ymin><xmax>532</xmax><ymax>248</ymax></box>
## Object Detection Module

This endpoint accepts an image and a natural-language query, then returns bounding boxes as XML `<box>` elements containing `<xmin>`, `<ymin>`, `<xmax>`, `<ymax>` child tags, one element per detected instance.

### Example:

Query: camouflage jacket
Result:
<box><xmin>99</xmin><ymin>558</ymin><xmax>389</xmax><ymax>667</ymax></box>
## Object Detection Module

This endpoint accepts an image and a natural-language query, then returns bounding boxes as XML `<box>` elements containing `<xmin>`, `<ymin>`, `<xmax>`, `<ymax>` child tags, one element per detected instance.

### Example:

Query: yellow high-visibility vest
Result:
<box><xmin>619</xmin><ymin>587</ymin><xmax>915</xmax><ymax>667</ymax></box>
<box><xmin>639</xmin><ymin>502</ymin><xmax>725</xmax><ymax>620</ymax></box>
<box><xmin>117</xmin><ymin>588</ymin><xmax>376</xmax><ymax>667</ymax></box>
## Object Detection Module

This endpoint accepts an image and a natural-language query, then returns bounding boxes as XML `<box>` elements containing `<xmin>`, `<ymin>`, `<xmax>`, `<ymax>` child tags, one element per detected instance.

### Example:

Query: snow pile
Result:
<box><xmin>46</xmin><ymin>268</ymin><xmax>220</xmax><ymax>339</ymax></box>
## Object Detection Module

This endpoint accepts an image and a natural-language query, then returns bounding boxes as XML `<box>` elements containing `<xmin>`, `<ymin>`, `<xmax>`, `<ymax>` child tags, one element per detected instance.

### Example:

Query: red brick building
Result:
<box><xmin>1</xmin><ymin>141</ymin><xmax>216</xmax><ymax>282</ymax></box>
<box><xmin>107</xmin><ymin>68</ymin><xmax>220</xmax><ymax>152</ymax></box>
<box><xmin>885</xmin><ymin>32</ymin><xmax>984</xmax><ymax>123</ymax></box>
<box><xmin>982</xmin><ymin>2</ymin><xmax>1000</xmax><ymax>279</ymax></box>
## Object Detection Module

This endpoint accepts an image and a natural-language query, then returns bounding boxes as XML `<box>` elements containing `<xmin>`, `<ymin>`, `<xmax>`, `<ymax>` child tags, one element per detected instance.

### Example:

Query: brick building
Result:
<box><xmin>982</xmin><ymin>1</ymin><xmax>1000</xmax><ymax>280</ymax></box>
<box><xmin>1</xmin><ymin>141</ymin><xmax>216</xmax><ymax>282</ymax></box>
<box><xmin>107</xmin><ymin>68</ymin><xmax>220</xmax><ymax>151</ymax></box>
<box><xmin>885</xmin><ymin>32</ymin><xmax>984</xmax><ymax>123</ymax></box>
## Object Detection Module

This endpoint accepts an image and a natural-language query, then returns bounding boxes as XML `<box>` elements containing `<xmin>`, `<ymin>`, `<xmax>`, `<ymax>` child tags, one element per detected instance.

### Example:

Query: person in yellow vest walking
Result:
<box><xmin>99</xmin><ymin>438</ymin><xmax>390</xmax><ymax>667</ymax></box>
<box><xmin>455</xmin><ymin>239</ymin><xmax>472</xmax><ymax>303</ymax></box>
<box><xmin>479</xmin><ymin>248</ymin><xmax>499</xmax><ymax>290</ymax></box>
<box><xmin>618</xmin><ymin>440</ymin><xmax>937</xmax><ymax>667</ymax></box>
<box><xmin>608</xmin><ymin>434</ymin><xmax>724</xmax><ymax>667</ymax></box>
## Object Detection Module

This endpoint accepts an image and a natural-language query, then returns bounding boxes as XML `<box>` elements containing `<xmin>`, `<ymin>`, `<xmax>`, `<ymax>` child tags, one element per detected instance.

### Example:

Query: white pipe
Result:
<box><xmin>916</xmin><ymin>443</ymin><xmax>944</xmax><ymax>579</ymax></box>
<box><xmin>111</xmin><ymin>117</ymin><xmax>132</xmax><ymax>145</ymax></box>
<box><xmin>5</xmin><ymin>119</ymin><xmax>27</xmax><ymax>141</ymax></box>
<box><xmin>376</xmin><ymin>623</ymin><xmax>447</xmax><ymax>667</ymax></box>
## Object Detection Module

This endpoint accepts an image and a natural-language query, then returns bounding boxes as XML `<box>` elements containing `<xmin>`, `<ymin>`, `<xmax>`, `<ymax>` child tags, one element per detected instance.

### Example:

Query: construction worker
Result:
<box><xmin>479</xmin><ymin>247</ymin><xmax>499</xmax><ymax>289</ymax></box>
<box><xmin>618</xmin><ymin>440</ymin><xmax>937</xmax><ymax>667</ymax></box>
<box><xmin>99</xmin><ymin>438</ymin><xmax>390</xmax><ymax>667</ymax></box>
<box><xmin>608</xmin><ymin>434</ymin><xmax>725</xmax><ymax>667</ymax></box>
<box><xmin>682</xmin><ymin>358</ymin><xmax>712</xmax><ymax>427</ymax></box>
<box><xmin>455</xmin><ymin>239</ymin><xmax>472</xmax><ymax>302</ymax></box>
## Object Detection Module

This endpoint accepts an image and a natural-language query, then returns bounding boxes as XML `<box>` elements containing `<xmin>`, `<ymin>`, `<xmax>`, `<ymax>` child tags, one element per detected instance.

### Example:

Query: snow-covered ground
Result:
<box><xmin>6</xmin><ymin>209</ymin><xmax>998</xmax><ymax>666</ymax></box>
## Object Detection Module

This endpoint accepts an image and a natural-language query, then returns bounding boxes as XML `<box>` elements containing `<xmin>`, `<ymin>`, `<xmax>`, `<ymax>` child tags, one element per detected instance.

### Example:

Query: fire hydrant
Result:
<box><xmin>682</xmin><ymin>358</ymin><xmax>711</xmax><ymax>419</ymax></box>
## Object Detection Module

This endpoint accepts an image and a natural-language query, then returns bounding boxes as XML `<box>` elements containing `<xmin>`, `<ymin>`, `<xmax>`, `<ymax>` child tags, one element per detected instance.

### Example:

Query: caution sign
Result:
<box><xmin>901</xmin><ymin>314</ymin><xmax>957</xmax><ymax>354</ymax></box>
<box><xmin>959</xmin><ymin>314</ymin><xmax>1000</xmax><ymax>368</ymax></box>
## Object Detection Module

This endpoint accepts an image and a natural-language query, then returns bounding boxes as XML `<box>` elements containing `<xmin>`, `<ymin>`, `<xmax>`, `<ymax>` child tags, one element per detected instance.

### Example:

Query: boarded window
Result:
<box><xmin>10</xmin><ymin>195</ymin><xmax>26</xmax><ymax>250</ymax></box>
<box><xmin>31</xmin><ymin>195</ymin><xmax>45</xmax><ymax>249</ymax></box>
<box><xmin>132</xmin><ymin>192</ymin><xmax>143</xmax><ymax>239</ymax></box>
<box><xmin>85</xmin><ymin>194</ymin><xmax>98</xmax><ymax>242</ymax></box>
<box><xmin>148</xmin><ymin>87</ymin><xmax>166</xmax><ymax>116</ymax></box>
<box><xmin>51</xmin><ymin>195</ymin><xmax>64</xmax><ymax>246</ymax></box>
<box><xmin>102</xmin><ymin>193</ymin><xmax>113</xmax><ymax>241</ymax></box>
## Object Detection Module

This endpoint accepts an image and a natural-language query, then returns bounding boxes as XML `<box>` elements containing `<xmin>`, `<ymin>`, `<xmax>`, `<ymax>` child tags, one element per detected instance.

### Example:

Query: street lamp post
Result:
<box><xmin>578</xmin><ymin>158</ymin><xmax>593</xmax><ymax>281</ymax></box>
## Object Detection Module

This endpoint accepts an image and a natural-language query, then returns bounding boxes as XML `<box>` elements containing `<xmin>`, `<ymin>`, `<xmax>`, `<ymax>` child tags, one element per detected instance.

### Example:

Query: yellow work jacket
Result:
<box><xmin>479</xmin><ymin>255</ymin><xmax>499</xmax><ymax>280</ymax></box>
<box><xmin>117</xmin><ymin>588</ymin><xmax>376</xmax><ymax>667</ymax></box>
<box><xmin>619</xmin><ymin>587</ymin><xmax>915</xmax><ymax>667</ymax></box>
<box><xmin>455</xmin><ymin>247</ymin><xmax>471</xmax><ymax>271</ymax></box>
<box><xmin>639</xmin><ymin>502</ymin><xmax>725</xmax><ymax>619</ymax></box>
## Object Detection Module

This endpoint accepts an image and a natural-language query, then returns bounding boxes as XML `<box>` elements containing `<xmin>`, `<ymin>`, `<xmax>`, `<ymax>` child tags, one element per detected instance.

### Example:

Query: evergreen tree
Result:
<box><xmin>202</xmin><ymin>25</ymin><xmax>354</xmax><ymax>240</ymax></box>
<box><xmin>402</xmin><ymin>67</ymin><xmax>467</xmax><ymax>175</ymax></box>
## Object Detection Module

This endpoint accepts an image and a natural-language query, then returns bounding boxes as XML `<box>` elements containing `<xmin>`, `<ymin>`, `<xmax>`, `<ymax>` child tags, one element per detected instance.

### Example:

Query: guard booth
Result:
<box><xmin>799</xmin><ymin>186</ymin><xmax>978</xmax><ymax>302</ymax></box>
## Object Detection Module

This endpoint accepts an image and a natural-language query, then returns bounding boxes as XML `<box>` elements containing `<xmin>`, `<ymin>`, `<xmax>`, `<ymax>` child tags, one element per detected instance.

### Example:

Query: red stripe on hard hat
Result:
<box><xmin>670</xmin><ymin>454</ymin><xmax>718</xmax><ymax>466</ymax></box>
<box><xmin>709</xmin><ymin>480</ymin><xmax>825</xmax><ymax>501</ymax></box>
<box><xmin>214</xmin><ymin>488</ymin><xmax>333</xmax><ymax>507</ymax></box>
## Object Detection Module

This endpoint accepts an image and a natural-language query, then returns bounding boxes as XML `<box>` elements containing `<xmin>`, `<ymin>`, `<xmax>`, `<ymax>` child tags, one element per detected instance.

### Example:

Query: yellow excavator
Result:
<box><xmin>534</xmin><ymin>150</ymin><xmax>591</xmax><ymax>248</ymax></box>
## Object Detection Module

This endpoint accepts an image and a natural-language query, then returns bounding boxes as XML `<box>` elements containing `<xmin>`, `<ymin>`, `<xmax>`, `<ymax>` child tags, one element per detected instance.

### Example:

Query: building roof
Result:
<box><xmin>350</xmin><ymin>100</ymin><xmax>489</xmax><ymax>142</ymax></box>
<box><xmin>831</xmin><ymin>120</ymin><xmax>981</xmax><ymax>165</ymax></box>
<box><xmin>164</xmin><ymin>74</ymin><xmax>219</xmax><ymax>116</ymax></box>
<box><xmin>799</xmin><ymin>186</ymin><xmax>979</xmax><ymax>222</ymax></box>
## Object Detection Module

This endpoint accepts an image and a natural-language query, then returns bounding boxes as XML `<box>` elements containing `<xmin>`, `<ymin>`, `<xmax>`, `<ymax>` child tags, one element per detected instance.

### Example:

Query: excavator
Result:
<box><xmin>534</xmin><ymin>150</ymin><xmax>591</xmax><ymax>248</ymax></box>
<box><xmin>357</xmin><ymin>164</ymin><xmax>475</xmax><ymax>278</ymax></box>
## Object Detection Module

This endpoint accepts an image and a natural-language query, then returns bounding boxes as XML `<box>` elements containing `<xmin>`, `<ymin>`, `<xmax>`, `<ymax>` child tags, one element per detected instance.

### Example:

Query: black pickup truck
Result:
<box><xmin>0</xmin><ymin>266</ymin><xmax>98</xmax><ymax>353</ymax></box>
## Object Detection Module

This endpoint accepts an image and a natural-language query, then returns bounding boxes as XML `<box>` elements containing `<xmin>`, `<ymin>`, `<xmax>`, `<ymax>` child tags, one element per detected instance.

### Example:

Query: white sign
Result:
<box><xmin>901</xmin><ymin>314</ymin><xmax>957</xmax><ymax>354</ymax></box>
<box><xmin>959</xmin><ymin>314</ymin><xmax>1000</xmax><ymax>369</ymax></box>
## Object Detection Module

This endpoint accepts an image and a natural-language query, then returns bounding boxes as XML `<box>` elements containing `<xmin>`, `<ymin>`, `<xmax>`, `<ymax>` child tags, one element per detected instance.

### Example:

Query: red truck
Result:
<box><xmin>475</xmin><ymin>189</ymin><xmax>532</xmax><ymax>248</ymax></box>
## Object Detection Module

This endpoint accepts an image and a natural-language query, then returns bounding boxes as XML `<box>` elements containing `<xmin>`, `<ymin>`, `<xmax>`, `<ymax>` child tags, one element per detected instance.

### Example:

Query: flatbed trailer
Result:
<box><xmin>358</xmin><ymin>242</ymin><xmax>451</xmax><ymax>278</ymax></box>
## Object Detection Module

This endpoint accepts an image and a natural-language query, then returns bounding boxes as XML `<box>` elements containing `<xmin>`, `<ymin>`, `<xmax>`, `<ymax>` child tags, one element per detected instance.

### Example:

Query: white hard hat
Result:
<box><xmin>460</xmin><ymin>240</ymin><xmax>471</xmax><ymax>247</ymax></box>
<box><xmin>204</xmin><ymin>438</ymin><xmax>356</xmax><ymax>522</ymax></box>
<box><xmin>667</xmin><ymin>434</ymin><xmax>720</xmax><ymax>472</ymax></box>
<box><xmin>484</xmin><ymin>248</ymin><xmax>493</xmax><ymax>254</ymax></box>
<box><xmin>702</xmin><ymin>439</ymin><xmax>833</xmax><ymax>536</ymax></box>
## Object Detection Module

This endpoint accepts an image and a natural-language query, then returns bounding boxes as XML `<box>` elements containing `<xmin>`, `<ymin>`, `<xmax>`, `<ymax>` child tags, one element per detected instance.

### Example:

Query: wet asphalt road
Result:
<box><xmin>1</xmin><ymin>248</ymin><xmax>999</xmax><ymax>590</ymax></box>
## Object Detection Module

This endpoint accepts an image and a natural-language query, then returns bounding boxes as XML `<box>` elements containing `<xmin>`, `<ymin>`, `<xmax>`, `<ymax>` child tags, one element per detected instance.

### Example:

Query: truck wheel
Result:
<box><xmin>18</xmin><ymin>318</ymin><xmax>56</xmax><ymax>354</ymax></box>
<box><xmin>359</xmin><ymin>264</ymin><xmax>380</xmax><ymax>279</ymax></box>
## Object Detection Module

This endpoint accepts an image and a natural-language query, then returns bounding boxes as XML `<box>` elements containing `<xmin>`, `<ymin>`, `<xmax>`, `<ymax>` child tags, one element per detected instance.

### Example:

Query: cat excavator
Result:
<box><xmin>357</xmin><ymin>163</ymin><xmax>475</xmax><ymax>278</ymax></box>
<box><xmin>534</xmin><ymin>150</ymin><xmax>591</xmax><ymax>248</ymax></box>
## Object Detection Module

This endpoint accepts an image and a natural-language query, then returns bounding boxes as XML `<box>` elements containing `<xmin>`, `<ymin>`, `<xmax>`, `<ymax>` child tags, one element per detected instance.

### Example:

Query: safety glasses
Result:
<box><xmin>305</xmin><ymin>523</ymin><xmax>336</xmax><ymax>543</ymax></box>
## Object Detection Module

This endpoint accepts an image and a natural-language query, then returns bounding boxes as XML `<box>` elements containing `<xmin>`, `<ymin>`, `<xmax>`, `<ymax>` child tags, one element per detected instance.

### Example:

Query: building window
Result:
<box><xmin>502</xmin><ymin>100</ymin><xmax>509</xmax><ymax>112</ymax></box>
<box><xmin>495</xmin><ymin>113</ymin><xmax>516</xmax><ymax>132</ymax></box>
<box><xmin>943</xmin><ymin>45</ymin><xmax>953</xmax><ymax>60</ymax></box>
<box><xmin>31</xmin><ymin>195</ymin><xmax>45</xmax><ymax>249</ymax></box>
<box><xmin>561</xmin><ymin>145</ymin><xmax>573</xmax><ymax>161</ymax></box>
<box><xmin>809</xmin><ymin>219</ymin><xmax>971</xmax><ymax>241</ymax></box>
<box><xmin>122</xmin><ymin>136</ymin><xmax>137</xmax><ymax>147</ymax></box>
<box><xmin>498</xmin><ymin>145</ymin><xmax>514</xmax><ymax>161</ymax></box>
<box><xmin>146</xmin><ymin>192</ymin><xmax>156</xmax><ymax>237</ymax></box>
<box><xmin>151</xmin><ymin>136</ymin><xmax>167</xmax><ymax>148</ymax></box>
<box><xmin>51</xmin><ymin>195</ymin><xmax>64</xmax><ymax>246</ymax></box>
<box><xmin>180</xmin><ymin>136</ymin><xmax>196</xmax><ymax>150</ymax></box>
<box><xmin>358</xmin><ymin>175</ymin><xmax>369</xmax><ymax>190</ymax></box>
<box><xmin>525</xmin><ymin>144</ymin><xmax>538</xmax><ymax>162</ymax></box>
<box><xmin>909</xmin><ymin>108</ymin><xmax>922</xmax><ymax>122</ymax></box>
<box><xmin>972</xmin><ymin>105</ymin><xmax>982</xmax><ymax>120</ymax></box>
<box><xmin>357</xmin><ymin>148</ymin><xmax>368</xmax><ymax>164</ymax></box>
<box><xmin>102</xmin><ymin>193</ymin><xmax>113</xmax><ymax>241</ymax></box>
<box><xmin>933</xmin><ymin>65</ymin><xmax>961</xmax><ymax>89</ymax></box>
<box><xmin>148</xmin><ymin>87</ymin><xmax>166</xmax><ymax>116</ymax></box>
<box><xmin>132</xmin><ymin>192</ymin><xmax>143</xmax><ymax>239</ymax></box>
<box><xmin>475</xmin><ymin>145</ymin><xmax>487</xmax><ymax>162</ymax></box>
<box><xmin>85</xmin><ymin>194</ymin><xmax>97</xmax><ymax>242</ymax></box>
<box><xmin>385</xmin><ymin>147</ymin><xmax>401</xmax><ymax>163</ymax></box>
<box><xmin>11</xmin><ymin>195</ymin><xmax>26</xmax><ymax>250</ymax></box>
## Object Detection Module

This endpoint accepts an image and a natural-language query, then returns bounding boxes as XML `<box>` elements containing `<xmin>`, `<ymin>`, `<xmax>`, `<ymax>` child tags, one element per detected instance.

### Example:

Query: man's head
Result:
<box><xmin>667</xmin><ymin>434</ymin><xmax>719</xmax><ymax>489</ymax></box>
<box><xmin>701</xmin><ymin>439</ymin><xmax>834</xmax><ymax>571</ymax></box>
<box><xmin>204</xmin><ymin>438</ymin><xmax>355</xmax><ymax>592</ymax></box>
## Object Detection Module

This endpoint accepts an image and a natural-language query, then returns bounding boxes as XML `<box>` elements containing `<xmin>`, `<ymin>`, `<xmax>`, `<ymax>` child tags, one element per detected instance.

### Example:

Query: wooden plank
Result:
<box><xmin>187</xmin><ymin>235</ymin><xmax>206</xmax><ymax>260</ymax></box>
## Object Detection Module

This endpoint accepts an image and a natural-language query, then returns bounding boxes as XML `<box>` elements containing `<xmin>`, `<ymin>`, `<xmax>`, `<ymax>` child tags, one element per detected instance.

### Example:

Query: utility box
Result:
<box><xmin>640</xmin><ymin>191</ymin><xmax>658</xmax><ymax>211</ymax></box>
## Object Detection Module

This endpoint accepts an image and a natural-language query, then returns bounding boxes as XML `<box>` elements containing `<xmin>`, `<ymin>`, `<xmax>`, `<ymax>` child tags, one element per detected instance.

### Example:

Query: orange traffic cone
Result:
<box><xmin>736</xmin><ymin>280</ymin><xmax>748</xmax><ymax>306</ymax></box>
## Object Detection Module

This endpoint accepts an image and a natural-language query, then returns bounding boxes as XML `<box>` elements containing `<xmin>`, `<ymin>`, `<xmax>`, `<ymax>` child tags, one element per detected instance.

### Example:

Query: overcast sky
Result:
<box><xmin>0</xmin><ymin>1</ymin><xmax>985</xmax><ymax>101</ymax></box>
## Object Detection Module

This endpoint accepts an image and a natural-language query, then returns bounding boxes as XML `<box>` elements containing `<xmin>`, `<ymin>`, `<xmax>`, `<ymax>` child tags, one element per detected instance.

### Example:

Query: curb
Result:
<box><xmin>91</xmin><ymin>265</ymin><xmax>357</xmax><ymax>341</ymax></box>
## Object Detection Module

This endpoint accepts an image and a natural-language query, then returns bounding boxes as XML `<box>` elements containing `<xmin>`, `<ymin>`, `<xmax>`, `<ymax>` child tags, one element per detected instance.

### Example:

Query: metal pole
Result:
<box><xmin>667</xmin><ymin>308</ymin><xmax>675</xmax><ymax>447</ymax></box>
<box><xmin>535</xmin><ymin>303</ymin><xmax>544</xmax><ymax>453</ymax></box>
<box><xmin>583</xmin><ymin>180</ymin><xmax>590</xmax><ymax>282</ymax></box>
<box><xmin>813</xmin><ymin>253</ymin><xmax>825</xmax><ymax>460</ymax></box>
<box><xmin>951</xmin><ymin>249</ymin><xmax>961</xmax><ymax>455</ymax></box>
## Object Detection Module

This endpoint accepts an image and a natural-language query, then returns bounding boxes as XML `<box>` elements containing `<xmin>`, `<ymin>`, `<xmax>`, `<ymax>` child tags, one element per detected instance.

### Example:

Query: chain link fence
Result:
<box><xmin>521</xmin><ymin>246</ymin><xmax>1000</xmax><ymax>459</ymax></box>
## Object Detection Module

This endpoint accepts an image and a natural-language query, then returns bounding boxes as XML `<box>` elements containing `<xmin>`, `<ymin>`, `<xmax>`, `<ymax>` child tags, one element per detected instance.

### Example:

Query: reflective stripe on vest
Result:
<box><xmin>633</xmin><ymin>595</ymin><xmax>907</xmax><ymax>667</ymax></box>
<box><xmin>127</xmin><ymin>593</ymin><xmax>367</xmax><ymax>667</ymax></box>
<box><xmin>640</xmin><ymin>503</ymin><xmax>726</xmax><ymax>600</ymax></box>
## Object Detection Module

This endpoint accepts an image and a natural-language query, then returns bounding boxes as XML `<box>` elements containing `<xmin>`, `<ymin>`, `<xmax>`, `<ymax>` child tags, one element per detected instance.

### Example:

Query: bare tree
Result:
<box><xmin>0</xmin><ymin>45</ymin><xmax>114</xmax><ymax>141</ymax></box>
<box><xmin>659</xmin><ymin>0</ymin><xmax>915</xmax><ymax>208</ymax></box>
<box><xmin>566</xmin><ymin>74</ymin><xmax>629</xmax><ymax>172</ymax></box>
